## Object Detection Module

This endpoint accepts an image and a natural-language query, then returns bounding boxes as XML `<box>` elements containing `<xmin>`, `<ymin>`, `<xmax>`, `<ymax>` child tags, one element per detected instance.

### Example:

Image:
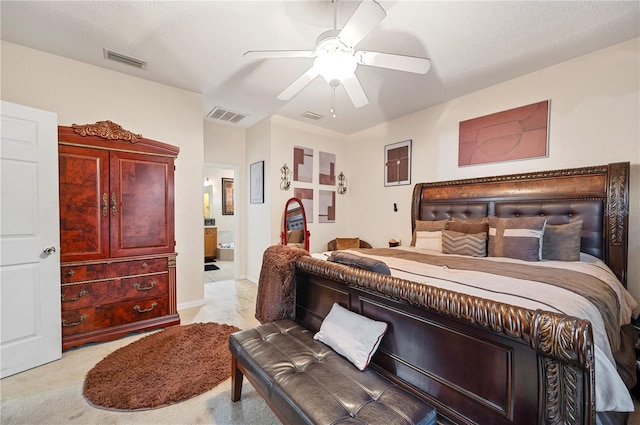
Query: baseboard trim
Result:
<box><xmin>178</xmin><ymin>299</ymin><xmax>205</xmax><ymax>311</ymax></box>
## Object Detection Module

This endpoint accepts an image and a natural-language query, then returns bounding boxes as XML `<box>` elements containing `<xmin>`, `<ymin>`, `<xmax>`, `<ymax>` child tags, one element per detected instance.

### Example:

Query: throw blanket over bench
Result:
<box><xmin>229</xmin><ymin>320</ymin><xmax>437</xmax><ymax>425</ymax></box>
<box><xmin>255</xmin><ymin>245</ymin><xmax>309</xmax><ymax>324</ymax></box>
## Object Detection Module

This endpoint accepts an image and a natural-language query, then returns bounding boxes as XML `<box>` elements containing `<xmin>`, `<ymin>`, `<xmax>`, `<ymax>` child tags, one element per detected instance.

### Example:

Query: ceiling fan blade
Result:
<box><xmin>342</xmin><ymin>74</ymin><xmax>369</xmax><ymax>108</ymax></box>
<box><xmin>355</xmin><ymin>51</ymin><xmax>431</xmax><ymax>74</ymax></box>
<box><xmin>337</xmin><ymin>0</ymin><xmax>386</xmax><ymax>49</ymax></box>
<box><xmin>244</xmin><ymin>50</ymin><xmax>316</xmax><ymax>59</ymax></box>
<box><xmin>278</xmin><ymin>67</ymin><xmax>320</xmax><ymax>101</ymax></box>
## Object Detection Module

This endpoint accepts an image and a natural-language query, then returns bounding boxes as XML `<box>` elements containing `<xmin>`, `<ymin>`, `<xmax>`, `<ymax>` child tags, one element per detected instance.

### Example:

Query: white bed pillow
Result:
<box><xmin>313</xmin><ymin>303</ymin><xmax>387</xmax><ymax>370</ymax></box>
<box><xmin>414</xmin><ymin>230</ymin><xmax>443</xmax><ymax>252</ymax></box>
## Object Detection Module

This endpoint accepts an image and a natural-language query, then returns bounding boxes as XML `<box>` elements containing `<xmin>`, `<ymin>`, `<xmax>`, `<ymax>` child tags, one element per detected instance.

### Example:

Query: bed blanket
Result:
<box><xmin>326</xmin><ymin>247</ymin><xmax>637</xmax><ymax>412</ymax></box>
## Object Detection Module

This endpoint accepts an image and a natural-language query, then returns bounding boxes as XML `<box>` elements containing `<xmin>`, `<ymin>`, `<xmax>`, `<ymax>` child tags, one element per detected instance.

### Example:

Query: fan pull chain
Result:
<box><xmin>332</xmin><ymin>0</ymin><xmax>338</xmax><ymax>30</ymax></box>
<box><xmin>330</xmin><ymin>86</ymin><xmax>336</xmax><ymax>118</ymax></box>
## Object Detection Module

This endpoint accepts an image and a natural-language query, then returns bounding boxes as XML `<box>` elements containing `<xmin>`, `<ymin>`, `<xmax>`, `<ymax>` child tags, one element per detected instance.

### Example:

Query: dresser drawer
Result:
<box><xmin>61</xmin><ymin>296</ymin><xmax>168</xmax><ymax>336</ymax></box>
<box><xmin>108</xmin><ymin>297</ymin><xmax>169</xmax><ymax>326</ymax></box>
<box><xmin>61</xmin><ymin>273</ymin><xmax>168</xmax><ymax>310</ymax></box>
<box><xmin>61</xmin><ymin>258</ymin><xmax>168</xmax><ymax>284</ymax></box>
<box><xmin>61</xmin><ymin>307</ymin><xmax>96</xmax><ymax>336</ymax></box>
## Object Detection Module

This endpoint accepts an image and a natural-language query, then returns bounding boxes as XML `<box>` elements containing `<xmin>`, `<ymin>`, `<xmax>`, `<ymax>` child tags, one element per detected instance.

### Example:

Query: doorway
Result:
<box><xmin>203</xmin><ymin>163</ymin><xmax>238</xmax><ymax>283</ymax></box>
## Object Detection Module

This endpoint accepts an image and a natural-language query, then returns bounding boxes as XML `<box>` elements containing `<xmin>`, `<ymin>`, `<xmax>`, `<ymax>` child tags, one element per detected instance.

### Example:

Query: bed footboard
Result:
<box><xmin>295</xmin><ymin>257</ymin><xmax>597</xmax><ymax>425</ymax></box>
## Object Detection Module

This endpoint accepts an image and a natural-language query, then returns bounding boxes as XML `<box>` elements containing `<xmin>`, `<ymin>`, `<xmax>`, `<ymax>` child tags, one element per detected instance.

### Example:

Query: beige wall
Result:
<box><xmin>1</xmin><ymin>41</ymin><xmax>206</xmax><ymax>309</ymax></box>
<box><xmin>347</xmin><ymin>37</ymin><xmax>640</xmax><ymax>306</ymax></box>
<box><xmin>245</xmin><ymin>117</ymin><xmax>272</xmax><ymax>282</ymax></box>
<box><xmin>4</xmin><ymin>35</ymin><xmax>639</xmax><ymax>314</ymax></box>
<box><xmin>270</xmin><ymin>116</ymin><xmax>349</xmax><ymax>255</ymax></box>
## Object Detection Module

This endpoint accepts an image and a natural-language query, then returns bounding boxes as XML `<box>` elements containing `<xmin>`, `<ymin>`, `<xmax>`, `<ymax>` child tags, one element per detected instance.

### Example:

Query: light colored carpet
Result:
<box><xmin>0</xmin><ymin>279</ymin><xmax>280</xmax><ymax>425</ymax></box>
<box><xmin>2</xmin><ymin>276</ymin><xmax>638</xmax><ymax>424</ymax></box>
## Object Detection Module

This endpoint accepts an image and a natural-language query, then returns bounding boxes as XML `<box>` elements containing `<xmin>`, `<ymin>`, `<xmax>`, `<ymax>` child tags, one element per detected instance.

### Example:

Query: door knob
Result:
<box><xmin>43</xmin><ymin>246</ymin><xmax>56</xmax><ymax>255</ymax></box>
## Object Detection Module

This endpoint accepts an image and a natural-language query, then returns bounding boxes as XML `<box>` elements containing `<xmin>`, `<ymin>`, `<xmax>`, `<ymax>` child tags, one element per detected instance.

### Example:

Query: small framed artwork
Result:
<box><xmin>384</xmin><ymin>140</ymin><xmax>411</xmax><ymax>186</ymax></box>
<box><xmin>222</xmin><ymin>178</ymin><xmax>234</xmax><ymax>215</ymax></box>
<box><xmin>250</xmin><ymin>161</ymin><xmax>264</xmax><ymax>204</ymax></box>
<box><xmin>319</xmin><ymin>190</ymin><xmax>335</xmax><ymax>223</ymax></box>
<box><xmin>319</xmin><ymin>151</ymin><xmax>336</xmax><ymax>185</ymax></box>
<box><xmin>293</xmin><ymin>145</ymin><xmax>313</xmax><ymax>183</ymax></box>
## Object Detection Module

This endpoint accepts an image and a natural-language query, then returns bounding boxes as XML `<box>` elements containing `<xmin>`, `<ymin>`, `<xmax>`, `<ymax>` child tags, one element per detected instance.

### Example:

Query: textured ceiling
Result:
<box><xmin>1</xmin><ymin>1</ymin><xmax>638</xmax><ymax>134</ymax></box>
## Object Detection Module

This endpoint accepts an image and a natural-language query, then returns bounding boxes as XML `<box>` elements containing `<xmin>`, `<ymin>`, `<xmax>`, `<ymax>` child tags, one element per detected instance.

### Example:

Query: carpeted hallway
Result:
<box><xmin>0</xmin><ymin>278</ymin><xmax>280</xmax><ymax>425</ymax></box>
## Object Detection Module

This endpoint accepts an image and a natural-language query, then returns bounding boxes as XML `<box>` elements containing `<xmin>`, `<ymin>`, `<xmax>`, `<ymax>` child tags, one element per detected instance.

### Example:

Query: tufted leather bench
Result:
<box><xmin>229</xmin><ymin>319</ymin><xmax>437</xmax><ymax>425</ymax></box>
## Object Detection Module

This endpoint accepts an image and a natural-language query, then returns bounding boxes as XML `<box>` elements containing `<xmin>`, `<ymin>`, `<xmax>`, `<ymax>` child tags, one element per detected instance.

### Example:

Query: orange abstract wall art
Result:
<box><xmin>459</xmin><ymin>100</ymin><xmax>549</xmax><ymax>166</ymax></box>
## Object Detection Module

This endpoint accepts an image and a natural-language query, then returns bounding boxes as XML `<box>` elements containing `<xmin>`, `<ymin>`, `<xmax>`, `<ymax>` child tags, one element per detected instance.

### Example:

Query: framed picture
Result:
<box><xmin>384</xmin><ymin>140</ymin><xmax>411</xmax><ymax>186</ymax></box>
<box><xmin>250</xmin><ymin>161</ymin><xmax>264</xmax><ymax>204</ymax></box>
<box><xmin>458</xmin><ymin>100</ymin><xmax>549</xmax><ymax>166</ymax></box>
<box><xmin>221</xmin><ymin>178</ymin><xmax>234</xmax><ymax>215</ymax></box>
<box><xmin>293</xmin><ymin>146</ymin><xmax>313</xmax><ymax>183</ymax></box>
<box><xmin>318</xmin><ymin>151</ymin><xmax>336</xmax><ymax>185</ymax></box>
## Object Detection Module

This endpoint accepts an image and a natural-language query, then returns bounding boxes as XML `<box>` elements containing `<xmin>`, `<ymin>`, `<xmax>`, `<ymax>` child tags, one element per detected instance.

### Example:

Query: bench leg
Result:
<box><xmin>231</xmin><ymin>355</ymin><xmax>244</xmax><ymax>402</ymax></box>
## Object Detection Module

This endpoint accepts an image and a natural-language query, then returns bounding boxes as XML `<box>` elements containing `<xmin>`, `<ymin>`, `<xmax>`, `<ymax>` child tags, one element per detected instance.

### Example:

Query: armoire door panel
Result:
<box><xmin>58</xmin><ymin>145</ymin><xmax>110</xmax><ymax>262</ymax></box>
<box><xmin>109</xmin><ymin>151</ymin><xmax>175</xmax><ymax>258</ymax></box>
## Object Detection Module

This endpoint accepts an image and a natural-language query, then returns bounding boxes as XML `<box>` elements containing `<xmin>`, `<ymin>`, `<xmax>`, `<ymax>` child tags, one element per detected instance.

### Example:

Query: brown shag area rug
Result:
<box><xmin>83</xmin><ymin>322</ymin><xmax>240</xmax><ymax>411</ymax></box>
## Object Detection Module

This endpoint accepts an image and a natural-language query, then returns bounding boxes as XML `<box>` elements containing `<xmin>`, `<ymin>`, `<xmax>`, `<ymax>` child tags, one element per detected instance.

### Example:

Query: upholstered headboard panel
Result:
<box><xmin>411</xmin><ymin>162</ymin><xmax>630</xmax><ymax>285</ymax></box>
<box><xmin>419</xmin><ymin>202</ymin><xmax>488</xmax><ymax>221</ymax></box>
<box><xmin>495</xmin><ymin>199</ymin><xmax>604</xmax><ymax>259</ymax></box>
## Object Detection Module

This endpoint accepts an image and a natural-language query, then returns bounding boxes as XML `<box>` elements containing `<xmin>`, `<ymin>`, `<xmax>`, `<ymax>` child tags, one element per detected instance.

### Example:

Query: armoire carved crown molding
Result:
<box><xmin>71</xmin><ymin>120</ymin><xmax>142</xmax><ymax>143</ymax></box>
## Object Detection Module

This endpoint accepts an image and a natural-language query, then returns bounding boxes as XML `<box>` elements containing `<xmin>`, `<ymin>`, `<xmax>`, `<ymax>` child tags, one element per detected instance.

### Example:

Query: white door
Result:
<box><xmin>1</xmin><ymin>101</ymin><xmax>61</xmax><ymax>378</ymax></box>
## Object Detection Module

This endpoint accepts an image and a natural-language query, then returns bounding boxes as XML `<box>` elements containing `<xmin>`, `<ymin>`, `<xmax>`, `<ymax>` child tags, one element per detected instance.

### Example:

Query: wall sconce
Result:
<box><xmin>337</xmin><ymin>171</ymin><xmax>347</xmax><ymax>194</ymax></box>
<box><xmin>280</xmin><ymin>163</ymin><xmax>291</xmax><ymax>191</ymax></box>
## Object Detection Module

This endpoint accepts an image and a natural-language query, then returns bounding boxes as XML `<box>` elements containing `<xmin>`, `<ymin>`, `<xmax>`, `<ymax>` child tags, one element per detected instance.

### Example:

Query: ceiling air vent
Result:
<box><xmin>103</xmin><ymin>49</ymin><xmax>147</xmax><ymax>69</ymax></box>
<box><xmin>301</xmin><ymin>111</ymin><xmax>324</xmax><ymax>120</ymax></box>
<box><xmin>207</xmin><ymin>107</ymin><xmax>247</xmax><ymax>124</ymax></box>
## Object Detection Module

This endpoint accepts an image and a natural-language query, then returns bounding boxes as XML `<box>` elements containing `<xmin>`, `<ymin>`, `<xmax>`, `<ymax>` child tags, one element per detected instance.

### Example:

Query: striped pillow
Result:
<box><xmin>411</xmin><ymin>219</ymin><xmax>448</xmax><ymax>246</ymax></box>
<box><xmin>414</xmin><ymin>231</ymin><xmax>443</xmax><ymax>252</ymax></box>
<box><xmin>488</xmin><ymin>216</ymin><xmax>547</xmax><ymax>261</ymax></box>
<box><xmin>442</xmin><ymin>230</ymin><xmax>487</xmax><ymax>257</ymax></box>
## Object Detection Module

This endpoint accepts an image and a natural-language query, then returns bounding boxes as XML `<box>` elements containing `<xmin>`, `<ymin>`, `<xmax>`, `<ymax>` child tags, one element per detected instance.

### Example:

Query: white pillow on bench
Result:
<box><xmin>313</xmin><ymin>303</ymin><xmax>388</xmax><ymax>370</ymax></box>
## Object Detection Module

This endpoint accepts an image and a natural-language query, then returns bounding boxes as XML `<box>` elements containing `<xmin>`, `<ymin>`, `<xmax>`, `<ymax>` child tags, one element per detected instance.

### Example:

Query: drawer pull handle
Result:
<box><xmin>133</xmin><ymin>281</ymin><xmax>156</xmax><ymax>291</ymax></box>
<box><xmin>67</xmin><ymin>269</ymin><xmax>76</xmax><ymax>277</ymax></box>
<box><xmin>61</xmin><ymin>290</ymin><xmax>87</xmax><ymax>302</ymax></box>
<box><xmin>111</xmin><ymin>192</ymin><xmax>117</xmax><ymax>216</ymax></box>
<box><xmin>101</xmin><ymin>193</ymin><xmax>108</xmax><ymax>216</ymax></box>
<box><xmin>133</xmin><ymin>302</ymin><xmax>158</xmax><ymax>313</ymax></box>
<box><xmin>142</xmin><ymin>262</ymin><xmax>148</xmax><ymax>268</ymax></box>
<box><xmin>62</xmin><ymin>314</ymin><xmax>88</xmax><ymax>327</ymax></box>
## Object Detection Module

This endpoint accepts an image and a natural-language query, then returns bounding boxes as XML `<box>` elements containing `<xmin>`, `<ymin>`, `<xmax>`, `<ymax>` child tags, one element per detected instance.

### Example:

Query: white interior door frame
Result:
<box><xmin>203</xmin><ymin>162</ymin><xmax>240</xmax><ymax>279</ymax></box>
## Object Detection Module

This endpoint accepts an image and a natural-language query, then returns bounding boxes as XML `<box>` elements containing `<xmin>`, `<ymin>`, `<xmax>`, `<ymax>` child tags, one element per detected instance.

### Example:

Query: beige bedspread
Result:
<box><xmin>324</xmin><ymin>247</ymin><xmax>637</xmax><ymax>412</ymax></box>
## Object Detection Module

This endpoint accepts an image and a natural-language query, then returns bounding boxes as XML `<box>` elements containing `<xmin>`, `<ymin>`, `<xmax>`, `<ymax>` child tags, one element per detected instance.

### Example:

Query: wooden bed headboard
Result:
<box><xmin>411</xmin><ymin>162</ymin><xmax>630</xmax><ymax>286</ymax></box>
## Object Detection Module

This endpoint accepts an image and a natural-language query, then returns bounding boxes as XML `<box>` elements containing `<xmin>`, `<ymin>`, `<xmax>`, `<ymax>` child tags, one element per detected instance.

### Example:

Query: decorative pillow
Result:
<box><xmin>314</xmin><ymin>303</ymin><xmax>388</xmax><ymax>370</ymax></box>
<box><xmin>488</xmin><ymin>216</ymin><xmax>546</xmax><ymax>261</ymax></box>
<box><xmin>542</xmin><ymin>220</ymin><xmax>583</xmax><ymax>261</ymax></box>
<box><xmin>287</xmin><ymin>229</ymin><xmax>304</xmax><ymax>244</ymax></box>
<box><xmin>328</xmin><ymin>251</ymin><xmax>391</xmax><ymax>275</ymax></box>
<box><xmin>448</xmin><ymin>217</ymin><xmax>489</xmax><ymax>234</ymax></box>
<box><xmin>336</xmin><ymin>237</ymin><xmax>360</xmax><ymax>250</ymax></box>
<box><xmin>410</xmin><ymin>219</ymin><xmax>448</xmax><ymax>246</ymax></box>
<box><xmin>414</xmin><ymin>231</ymin><xmax>443</xmax><ymax>252</ymax></box>
<box><xmin>442</xmin><ymin>230</ymin><xmax>487</xmax><ymax>257</ymax></box>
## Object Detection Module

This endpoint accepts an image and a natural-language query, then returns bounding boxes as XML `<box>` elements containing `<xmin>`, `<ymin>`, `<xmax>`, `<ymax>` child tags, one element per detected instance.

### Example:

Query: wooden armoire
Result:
<box><xmin>57</xmin><ymin>121</ymin><xmax>180</xmax><ymax>351</ymax></box>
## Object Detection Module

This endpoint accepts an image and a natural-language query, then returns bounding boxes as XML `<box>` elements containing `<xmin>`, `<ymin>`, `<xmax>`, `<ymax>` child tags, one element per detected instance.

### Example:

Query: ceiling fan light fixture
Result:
<box><xmin>313</xmin><ymin>51</ymin><xmax>357</xmax><ymax>85</ymax></box>
<box><xmin>313</xmin><ymin>30</ymin><xmax>357</xmax><ymax>85</ymax></box>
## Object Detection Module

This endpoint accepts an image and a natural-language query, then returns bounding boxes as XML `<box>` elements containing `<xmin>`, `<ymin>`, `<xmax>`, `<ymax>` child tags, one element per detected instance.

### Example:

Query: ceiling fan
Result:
<box><xmin>244</xmin><ymin>0</ymin><xmax>431</xmax><ymax>113</ymax></box>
